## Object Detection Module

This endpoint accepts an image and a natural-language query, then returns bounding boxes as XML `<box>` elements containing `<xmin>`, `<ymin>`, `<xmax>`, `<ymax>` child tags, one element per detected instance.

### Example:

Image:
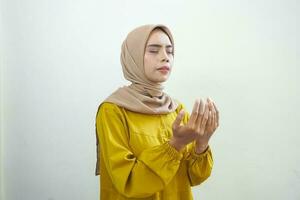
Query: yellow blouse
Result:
<box><xmin>96</xmin><ymin>102</ymin><xmax>213</xmax><ymax>200</ymax></box>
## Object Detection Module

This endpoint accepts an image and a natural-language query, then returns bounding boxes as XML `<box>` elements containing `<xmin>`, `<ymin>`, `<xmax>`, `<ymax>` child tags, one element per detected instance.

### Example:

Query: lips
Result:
<box><xmin>157</xmin><ymin>66</ymin><xmax>170</xmax><ymax>71</ymax></box>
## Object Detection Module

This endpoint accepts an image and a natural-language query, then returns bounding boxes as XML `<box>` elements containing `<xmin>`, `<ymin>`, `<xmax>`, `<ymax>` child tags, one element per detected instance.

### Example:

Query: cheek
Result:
<box><xmin>144</xmin><ymin>55</ymin><xmax>156</xmax><ymax>70</ymax></box>
<box><xmin>144</xmin><ymin>54</ymin><xmax>149</xmax><ymax>66</ymax></box>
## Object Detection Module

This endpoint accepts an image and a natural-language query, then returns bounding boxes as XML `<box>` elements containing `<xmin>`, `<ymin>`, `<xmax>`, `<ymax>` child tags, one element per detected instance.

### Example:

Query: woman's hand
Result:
<box><xmin>169</xmin><ymin>99</ymin><xmax>209</xmax><ymax>151</ymax></box>
<box><xmin>195</xmin><ymin>98</ymin><xmax>219</xmax><ymax>153</ymax></box>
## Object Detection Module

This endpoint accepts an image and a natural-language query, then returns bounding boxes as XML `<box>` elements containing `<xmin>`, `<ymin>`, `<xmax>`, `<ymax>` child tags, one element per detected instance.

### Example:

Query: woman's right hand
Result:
<box><xmin>169</xmin><ymin>99</ymin><xmax>210</xmax><ymax>151</ymax></box>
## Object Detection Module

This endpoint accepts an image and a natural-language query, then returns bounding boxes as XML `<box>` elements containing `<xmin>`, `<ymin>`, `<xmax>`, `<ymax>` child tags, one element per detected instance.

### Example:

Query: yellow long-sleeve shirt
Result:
<box><xmin>96</xmin><ymin>102</ymin><xmax>213</xmax><ymax>200</ymax></box>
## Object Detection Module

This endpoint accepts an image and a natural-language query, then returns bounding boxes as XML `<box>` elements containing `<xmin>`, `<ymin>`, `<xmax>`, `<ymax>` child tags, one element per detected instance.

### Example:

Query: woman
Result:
<box><xmin>95</xmin><ymin>24</ymin><xmax>219</xmax><ymax>200</ymax></box>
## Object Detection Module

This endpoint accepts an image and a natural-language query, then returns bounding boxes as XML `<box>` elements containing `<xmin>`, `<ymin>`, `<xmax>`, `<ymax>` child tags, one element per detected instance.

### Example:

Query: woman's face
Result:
<box><xmin>144</xmin><ymin>29</ymin><xmax>174</xmax><ymax>83</ymax></box>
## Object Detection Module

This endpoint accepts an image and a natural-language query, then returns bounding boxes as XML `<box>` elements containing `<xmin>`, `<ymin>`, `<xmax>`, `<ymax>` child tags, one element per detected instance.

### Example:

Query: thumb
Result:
<box><xmin>173</xmin><ymin>110</ymin><xmax>185</xmax><ymax>129</ymax></box>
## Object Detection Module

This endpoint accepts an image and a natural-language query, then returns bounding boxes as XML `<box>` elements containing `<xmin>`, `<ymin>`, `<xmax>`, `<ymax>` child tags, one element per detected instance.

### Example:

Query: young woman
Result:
<box><xmin>95</xmin><ymin>24</ymin><xmax>219</xmax><ymax>200</ymax></box>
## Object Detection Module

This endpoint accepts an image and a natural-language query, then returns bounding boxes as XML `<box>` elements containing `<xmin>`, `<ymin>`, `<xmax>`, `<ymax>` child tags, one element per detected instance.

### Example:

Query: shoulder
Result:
<box><xmin>96</xmin><ymin>102</ymin><xmax>124</xmax><ymax>117</ymax></box>
<box><xmin>99</xmin><ymin>102</ymin><xmax>121</xmax><ymax>110</ymax></box>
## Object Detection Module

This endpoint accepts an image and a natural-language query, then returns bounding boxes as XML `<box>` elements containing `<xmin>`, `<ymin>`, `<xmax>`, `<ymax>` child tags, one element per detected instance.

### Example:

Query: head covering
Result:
<box><xmin>95</xmin><ymin>24</ymin><xmax>179</xmax><ymax>175</ymax></box>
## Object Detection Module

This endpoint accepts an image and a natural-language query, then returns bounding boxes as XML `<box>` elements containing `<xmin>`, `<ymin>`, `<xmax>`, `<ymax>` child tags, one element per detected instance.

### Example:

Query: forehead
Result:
<box><xmin>146</xmin><ymin>29</ymin><xmax>172</xmax><ymax>46</ymax></box>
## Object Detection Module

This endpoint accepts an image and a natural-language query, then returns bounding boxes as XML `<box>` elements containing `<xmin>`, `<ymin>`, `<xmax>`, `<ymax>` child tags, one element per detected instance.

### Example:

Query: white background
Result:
<box><xmin>1</xmin><ymin>0</ymin><xmax>299</xmax><ymax>199</ymax></box>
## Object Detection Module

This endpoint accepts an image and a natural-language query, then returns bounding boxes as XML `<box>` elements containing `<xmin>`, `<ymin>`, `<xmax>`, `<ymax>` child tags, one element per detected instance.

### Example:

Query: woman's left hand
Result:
<box><xmin>195</xmin><ymin>98</ymin><xmax>219</xmax><ymax>153</ymax></box>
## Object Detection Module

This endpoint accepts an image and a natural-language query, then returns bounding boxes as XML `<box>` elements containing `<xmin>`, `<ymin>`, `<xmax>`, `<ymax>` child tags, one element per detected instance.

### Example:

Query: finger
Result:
<box><xmin>188</xmin><ymin>99</ymin><xmax>200</xmax><ymax>127</ymax></box>
<box><xmin>198</xmin><ymin>98</ymin><xmax>205</xmax><ymax>115</ymax></box>
<box><xmin>206</xmin><ymin>98</ymin><xmax>214</xmax><ymax>126</ymax></box>
<box><xmin>200</xmin><ymin>103</ymin><xmax>209</xmax><ymax>134</ymax></box>
<box><xmin>173</xmin><ymin>109</ymin><xmax>185</xmax><ymax>129</ymax></box>
<box><xmin>207</xmin><ymin>97</ymin><xmax>213</xmax><ymax>111</ymax></box>
<box><xmin>212</xmin><ymin>109</ymin><xmax>216</xmax><ymax>127</ymax></box>
<box><xmin>207</xmin><ymin>110</ymin><xmax>212</xmax><ymax>126</ymax></box>
<box><xmin>212</xmin><ymin>101</ymin><xmax>219</xmax><ymax>127</ymax></box>
<box><xmin>210</xmin><ymin>101</ymin><xmax>216</xmax><ymax>126</ymax></box>
<box><xmin>195</xmin><ymin>99</ymin><xmax>205</xmax><ymax>131</ymax></box>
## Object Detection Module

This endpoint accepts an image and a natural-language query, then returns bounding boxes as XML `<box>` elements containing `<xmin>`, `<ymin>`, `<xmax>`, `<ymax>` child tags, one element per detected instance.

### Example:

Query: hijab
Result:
<box><xmin>95</xmin><ymin>24</ymin><xmax>179</xmax><ymax>175</ymax></box>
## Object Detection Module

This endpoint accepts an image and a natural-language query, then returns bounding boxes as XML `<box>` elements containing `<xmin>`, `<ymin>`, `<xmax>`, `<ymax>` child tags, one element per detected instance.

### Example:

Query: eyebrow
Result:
<box><xmin>146</xmin><ymin>44</ymin><xmax>173</xmax><ymax>48</ymax></box>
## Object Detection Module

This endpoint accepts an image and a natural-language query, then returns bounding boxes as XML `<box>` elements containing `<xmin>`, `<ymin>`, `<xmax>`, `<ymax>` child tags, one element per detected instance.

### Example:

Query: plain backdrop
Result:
<box><xmin>1</xmin><ymin>0</ymin><xmax>299</xmax><ymax>199</ymax></box>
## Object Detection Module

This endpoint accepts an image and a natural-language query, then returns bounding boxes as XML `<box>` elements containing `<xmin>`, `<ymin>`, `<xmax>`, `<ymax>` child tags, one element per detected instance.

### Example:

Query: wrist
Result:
<box><xmin>169</xmin><ymin>138</ymin><xmax>185</xmax><ymax>152</ymax></box>
<box><xmin>195</xmin><ymin>143</ymin><xmax>208</xmax><ymax>154</ymax></box>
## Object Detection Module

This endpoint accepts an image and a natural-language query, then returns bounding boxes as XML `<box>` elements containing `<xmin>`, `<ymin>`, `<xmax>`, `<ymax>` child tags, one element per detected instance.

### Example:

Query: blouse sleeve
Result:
<box><xmin>185</xmin><ymin>143</ymin><xmax>214</xmax><ymax>186</ymax></box>
<box><xmin>180</xmin><ymin>104</ymin><xmax>214</xmax><ymax>186</ymax></box>
<box><xmin>96</xmin><ymin>103</ymin><xmax>183</xmax><ymax>198</ymax></box>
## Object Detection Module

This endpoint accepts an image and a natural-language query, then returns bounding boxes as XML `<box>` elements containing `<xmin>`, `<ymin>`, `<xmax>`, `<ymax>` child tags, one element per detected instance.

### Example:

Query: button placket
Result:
<box><xmin>159</xmin><ymin>115</ymin><xmax>169</xmax><ymax>142</ymax></box>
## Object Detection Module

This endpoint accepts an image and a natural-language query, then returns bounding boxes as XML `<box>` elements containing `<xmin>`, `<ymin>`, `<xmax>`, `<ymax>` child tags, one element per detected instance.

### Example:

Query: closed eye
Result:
<box><xmin>149</xmin><ymin>50</ymin><xmax>173</xmax><ymax>54</ymax></box>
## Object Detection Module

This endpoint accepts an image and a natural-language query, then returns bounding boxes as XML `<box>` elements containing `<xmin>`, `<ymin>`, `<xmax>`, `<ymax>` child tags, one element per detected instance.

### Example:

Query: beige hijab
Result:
<box><xmin>95</xmin><ymin>24</ymin><xmax>179</xmax><ymax>175</ymax></box>
<box><xmin>104</xmin><ymin>24</ymin><xmax>179</xmax><ymax>113</ymax></box>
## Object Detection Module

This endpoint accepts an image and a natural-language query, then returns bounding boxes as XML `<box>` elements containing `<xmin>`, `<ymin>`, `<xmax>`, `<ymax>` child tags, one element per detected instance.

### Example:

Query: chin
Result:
<box><xmin>156</xmin><ymin>78</ymin><xmax>169</xmax><ymax>83</ymax></box>
<box><xmin>148</xmin><ymin>74</ymin><xmax>170</xmax><ymax>83</ymax></box>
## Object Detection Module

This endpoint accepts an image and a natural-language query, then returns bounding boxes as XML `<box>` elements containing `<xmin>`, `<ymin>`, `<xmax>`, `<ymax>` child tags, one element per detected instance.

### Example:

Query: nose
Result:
<box><xmin>162</xmin><ymin>57</ymin><xmax>169</xmax><ymax>62</ymax></box>
<box><xmin>160</xmin><ymin>49</ymin><xmax>170</xmax><ymax>63</ymax></box>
